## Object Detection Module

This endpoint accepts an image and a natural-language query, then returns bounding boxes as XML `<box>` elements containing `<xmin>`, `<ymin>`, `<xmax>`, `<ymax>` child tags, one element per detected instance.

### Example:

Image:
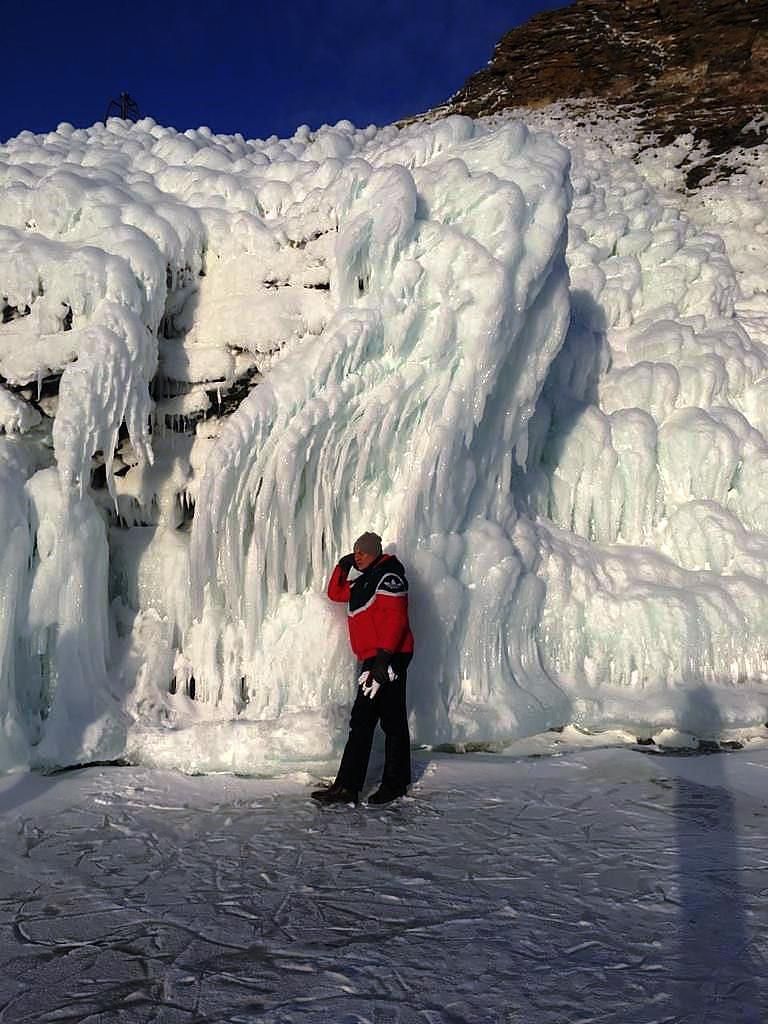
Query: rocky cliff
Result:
<box><xmin>440</xmin><ymin>0</ymin><xmax>768</xmax><ymax>185</ymax></box>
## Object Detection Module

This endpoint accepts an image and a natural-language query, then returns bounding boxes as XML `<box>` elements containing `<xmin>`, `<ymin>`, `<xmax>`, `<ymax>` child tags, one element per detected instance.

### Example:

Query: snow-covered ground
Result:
<box><xmin>1</xmin><ymin>739</ymin><xmax>766</xmax><ymax>1022</ymax></box>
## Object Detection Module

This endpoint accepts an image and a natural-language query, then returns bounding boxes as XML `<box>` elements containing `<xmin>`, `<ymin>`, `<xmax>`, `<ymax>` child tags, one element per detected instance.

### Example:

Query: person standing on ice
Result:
<box><xmin>312</xmin><ymin>532</ymin><xmax>415</xmax><ymax>806</ymax></box>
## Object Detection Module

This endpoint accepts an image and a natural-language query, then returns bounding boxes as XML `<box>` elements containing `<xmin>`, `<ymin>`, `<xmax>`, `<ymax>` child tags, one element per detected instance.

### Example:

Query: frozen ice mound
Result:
<box><xmin>508</xmin><ymin>101</ymin><xmax>768</xmax><ymax>733</ymax></box>
<box><xmin>0</xmin><ymin>107</ymin><xmax>767</xmax><ymax>772</ymax></box>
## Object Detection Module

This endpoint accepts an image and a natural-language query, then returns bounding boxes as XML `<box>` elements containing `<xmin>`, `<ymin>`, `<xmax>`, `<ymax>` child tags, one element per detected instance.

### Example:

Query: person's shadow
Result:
<box><xmin>673</xmin><ymin>686</ymin><xmax>762</xmax><ymax>1021</ymax></box>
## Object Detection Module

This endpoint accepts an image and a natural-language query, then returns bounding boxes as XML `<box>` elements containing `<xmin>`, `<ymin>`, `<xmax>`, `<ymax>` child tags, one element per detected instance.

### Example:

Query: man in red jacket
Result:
<box><xmin>312</xmin><ymin>531</ymin><xmax>415</xmax><ymax>806</ymax></box>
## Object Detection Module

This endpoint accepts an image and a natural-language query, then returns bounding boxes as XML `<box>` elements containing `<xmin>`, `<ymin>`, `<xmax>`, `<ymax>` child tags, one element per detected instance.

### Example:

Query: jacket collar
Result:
<box><xmin>360</xmin><ymin>553</ymin><xmax>387</xmax><ymax>576</ymax></box>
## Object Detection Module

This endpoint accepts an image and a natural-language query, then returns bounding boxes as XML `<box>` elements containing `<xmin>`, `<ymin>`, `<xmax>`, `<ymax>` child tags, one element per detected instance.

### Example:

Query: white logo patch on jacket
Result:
<box><xmin>377</xmin><ymin>572</ymin><xmax>407</xmax><ymax>595</ymax></box>
<box><xmin>348</xmin><ymin>571</ymin><xmax>407</xmax><ymax>617</ymax></box>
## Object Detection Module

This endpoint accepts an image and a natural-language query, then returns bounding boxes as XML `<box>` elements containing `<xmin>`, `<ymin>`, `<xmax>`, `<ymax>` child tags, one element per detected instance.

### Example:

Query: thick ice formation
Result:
<box><xmin>504</xmin><ymin>101</ymin><xmax>768</xmax><ymax>732</ymax></box>
<box><xmin>1</xmin><ymin>106</ymin><xmax>768</xmax><ymax>772</ymax></box>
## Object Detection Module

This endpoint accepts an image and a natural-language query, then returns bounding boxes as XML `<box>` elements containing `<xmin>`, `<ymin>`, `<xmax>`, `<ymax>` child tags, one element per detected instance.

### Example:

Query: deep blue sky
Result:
<box><xmin>2</xmin><ymin>1</ymin><xmax>569</xmax><ymax>143</ymax></box>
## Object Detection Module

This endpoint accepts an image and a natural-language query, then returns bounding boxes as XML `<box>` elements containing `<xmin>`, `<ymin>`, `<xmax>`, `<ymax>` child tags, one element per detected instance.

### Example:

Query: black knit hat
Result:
<box><xmin>354</xmin><ymin>532</ymin><xmax>382</xmax><ymax>557</ymax></box>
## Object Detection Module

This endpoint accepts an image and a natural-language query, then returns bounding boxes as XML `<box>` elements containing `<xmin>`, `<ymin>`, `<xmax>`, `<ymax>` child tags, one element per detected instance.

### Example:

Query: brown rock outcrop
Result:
<box><xmin>441</xmin><ymin>0</ymin><xmax>768</xmax><ymax>185</ymax></box>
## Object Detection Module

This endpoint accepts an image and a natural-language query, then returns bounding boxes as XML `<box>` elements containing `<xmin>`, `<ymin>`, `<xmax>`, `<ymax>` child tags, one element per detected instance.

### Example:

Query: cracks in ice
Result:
<box><xmin>4</xmin><ymin>756</ymin><xmax>764</xmax><ymax>1021</ymax></box>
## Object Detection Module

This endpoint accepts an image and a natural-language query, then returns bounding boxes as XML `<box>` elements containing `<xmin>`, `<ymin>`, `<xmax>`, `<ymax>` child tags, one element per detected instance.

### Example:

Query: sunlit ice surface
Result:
<box><xmin>1</xmin><ymin>106</ymin><xmax>768</xmax><ymax>771</ymax></box>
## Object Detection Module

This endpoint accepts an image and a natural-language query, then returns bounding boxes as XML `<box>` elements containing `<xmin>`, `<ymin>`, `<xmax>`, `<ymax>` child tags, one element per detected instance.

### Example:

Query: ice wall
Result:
<box><xmin>183</xmin><ymin>118</ymin><xmax>573</xmax><ymax>762</ymax></box>
<box><xmin>505</xmin><ymin>102</ymin><xmax>768</xmax><ymax>732</ymax></box>
<box><xmin>0</xmin><ymin>116</ymin><xmax>572</xmax><ymax>770</ymax></box>
<box><xmin>1</xmin><ymin>106</ymin><xmax>768</xmax><ymax>773</ymax></box>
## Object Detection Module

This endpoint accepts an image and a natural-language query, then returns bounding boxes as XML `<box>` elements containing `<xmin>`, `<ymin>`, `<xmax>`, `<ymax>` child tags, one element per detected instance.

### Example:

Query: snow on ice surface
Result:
<box><xmin>0</xmin><ymin>746</ymin><xmax>766</xmax><ymax>1022</ymax></box>
<box><xmin>2</xmin><ymin>107</ymin><xmax>768</xmax><ymax>770</ymax></box>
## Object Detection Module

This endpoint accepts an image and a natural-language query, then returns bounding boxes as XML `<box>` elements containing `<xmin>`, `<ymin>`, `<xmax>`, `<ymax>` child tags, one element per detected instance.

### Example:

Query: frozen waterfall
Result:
<box><xmin>0</xmin><ymin>108</ymin><xmax>767</xmax><ymax>772</ymax></box>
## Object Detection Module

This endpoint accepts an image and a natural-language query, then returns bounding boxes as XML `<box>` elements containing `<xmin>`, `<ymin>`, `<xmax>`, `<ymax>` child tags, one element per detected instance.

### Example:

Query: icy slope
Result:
<box><xmin>1</xmin><ymin>107</ymin><xmax>768</xmax><ymax>771</ymax></box>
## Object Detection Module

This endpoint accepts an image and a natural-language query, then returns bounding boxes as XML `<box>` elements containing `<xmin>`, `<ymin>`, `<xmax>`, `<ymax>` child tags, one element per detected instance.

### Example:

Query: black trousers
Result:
<box><xmin>335</xmin><ymin>653</ymin><xmax>412</xmax><ymax>795</ymax></box>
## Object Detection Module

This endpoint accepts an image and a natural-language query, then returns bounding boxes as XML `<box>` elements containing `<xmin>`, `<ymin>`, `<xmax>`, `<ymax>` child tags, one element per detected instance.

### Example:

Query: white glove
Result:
<box><xmin>358</xmin><ymin>670</ymin><xmax>381</xmax><ymax>700</ymax></box>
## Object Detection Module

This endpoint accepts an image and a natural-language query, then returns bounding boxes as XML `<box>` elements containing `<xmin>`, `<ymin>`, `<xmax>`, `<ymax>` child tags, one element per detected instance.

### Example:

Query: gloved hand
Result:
<box><xmin>337</xmin><ymin>553</ymin><xmax>355</xmax><ymax>574</ymax></box>
<box><xmin>359</xmin><ymin>670</ymin><xmax>380</xmax><ymax>700</ymax></box>
<box><xmin>372</xmin><ymin>650</ymin><xmax>396</xmax><ymax>686</ymax></box>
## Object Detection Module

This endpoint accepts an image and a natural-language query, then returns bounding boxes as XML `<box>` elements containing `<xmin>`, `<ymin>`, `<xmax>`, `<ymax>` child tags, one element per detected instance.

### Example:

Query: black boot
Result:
<box><xmin>311</xmin><ymin>785</ymin><xmax>359</xmax><ymax>806</ymax></box>
<box><xmin>367</xmin><ymin>785</ymin><xmax>408</xmax><ymax>805</ymax></box>
<box><xmin>310</xmin><ymin>780</ymin><xmax>340</xmax><ymax>800</ymax></box>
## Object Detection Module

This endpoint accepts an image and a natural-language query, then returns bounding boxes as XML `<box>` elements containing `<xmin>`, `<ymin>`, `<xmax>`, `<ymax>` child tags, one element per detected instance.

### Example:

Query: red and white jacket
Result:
<box><xmin>327</xmin><ymin>554</ymin><xmax>415</xmax><ymax>662</ymax></box>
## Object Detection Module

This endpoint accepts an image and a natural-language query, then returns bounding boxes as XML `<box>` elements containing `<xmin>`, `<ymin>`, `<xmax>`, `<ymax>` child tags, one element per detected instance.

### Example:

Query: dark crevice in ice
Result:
<box><xmin>91</xmin><ymin>462</ymin><xmax>108</xmax><ymax>490</ymax></box>
<box><xmin>286</xmin><ymin>227</ymin><xmax>334</xmax><ymax>249</ymax></box>
<box><xmin>170</xmin><ymin>675</ymin><xmax>196</xmax><ymax>699</ymax></box>
<box><xmin>205</xmin><ymin>365</ymin><xmax>262</xmax><ymax>419</ymax></box>
<box><xmin>2</xmin><ymin>303</ymin><xmax>31</xmax><ymax>324</ymax></box>
<box><xmin>42</xmin><ymin>757</ymin><xmax>134</xmax><ymax>776</ymax></box>
<box><xmin>635</xmin><ymin>740</ymin><xmax>745</xmax><ymax>756</ymax></box>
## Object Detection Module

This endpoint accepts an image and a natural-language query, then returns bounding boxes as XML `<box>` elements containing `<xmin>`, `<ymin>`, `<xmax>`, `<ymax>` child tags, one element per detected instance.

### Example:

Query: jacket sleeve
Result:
<box><xmin>327</xmin><ymin>564</ymin><xmax>352</xmax><ymax>603</ymax></box>
<box><xmin>370</xmin><ymin>577</ymin><xmax>410</xmax><ymax>652</ymax></box>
